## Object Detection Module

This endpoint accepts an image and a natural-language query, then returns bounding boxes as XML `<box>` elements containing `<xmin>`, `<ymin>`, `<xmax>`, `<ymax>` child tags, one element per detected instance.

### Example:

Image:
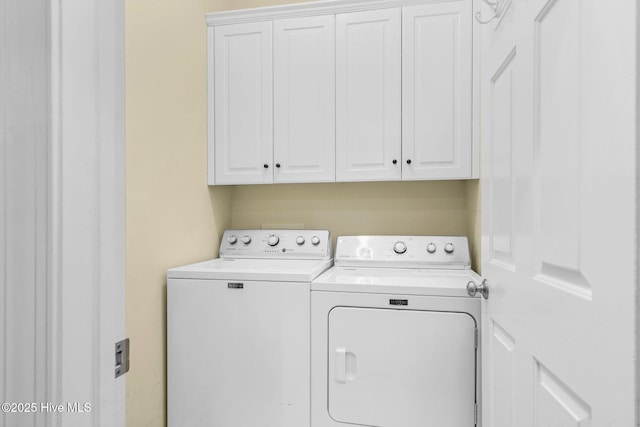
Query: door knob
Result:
<box><xmin>467</xmin><ymin>279</ymin><xmax>489</xmax><ymax>299</ymax></box>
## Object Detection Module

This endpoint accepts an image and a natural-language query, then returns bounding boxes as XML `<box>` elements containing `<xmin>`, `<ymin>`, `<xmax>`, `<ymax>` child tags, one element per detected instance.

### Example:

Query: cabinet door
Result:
<box><xmin>274</xmin><ymin>16</ymin><xmax>335</xmax><ymax>183</ymax></box>
<box><xmin>402</xmin><ymin>1</ymin><xmax>472</xmax><ymax>180</ymax></box>
<box><xmin>214</xmin><ymin>22</ymin><xmax>273</xmax><ymax>184</ymax></box>
<box><xmin>335</xmin><ymin>9</ymin><xmax>401</xmax><ymax>182</ymax></box>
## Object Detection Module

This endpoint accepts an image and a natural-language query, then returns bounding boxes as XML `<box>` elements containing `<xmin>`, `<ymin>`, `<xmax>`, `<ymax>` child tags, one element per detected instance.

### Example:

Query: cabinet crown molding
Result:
<box><xmin>206</xmin><ymin>0</ymin><xmax>459</xmax><ymax>26</ymax></box>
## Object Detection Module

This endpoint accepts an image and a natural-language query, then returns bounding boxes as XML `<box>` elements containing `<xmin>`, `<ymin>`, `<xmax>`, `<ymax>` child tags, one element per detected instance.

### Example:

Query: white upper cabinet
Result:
<box><xmin>274</xmin><ymin>16</ymin><xmax>336</xmax><ymax>183</ymax></box>
<box><xmin>335</xmin><ymin>8</ymin><xmax>402</xmax><ymax>182</ymax></box>
<box><xmin>402</xmin><ymin>1</ymin><xmax>472</xmax><ymax>180</ymax></box>
<box><xmin>213</xmin><ymin>22</ymin><xmax>273</xmax><ymax>185</ymax></box>
<box><xmin>206</xmin><ymin>0</ymin><xmax>476</xmax><ymax>185</ymax></box>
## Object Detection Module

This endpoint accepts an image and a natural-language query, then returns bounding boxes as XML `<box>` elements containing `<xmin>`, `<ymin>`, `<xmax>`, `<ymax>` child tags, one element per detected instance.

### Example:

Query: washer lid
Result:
<box><xmin>168</xmin><ymin>257</ymin><xmax>334</xmax><ymax>282</ymax></box>
<box><xmin>311</xmin><ymin>267</ymin><xmax>481</xmax><ymax>297</ymax></box>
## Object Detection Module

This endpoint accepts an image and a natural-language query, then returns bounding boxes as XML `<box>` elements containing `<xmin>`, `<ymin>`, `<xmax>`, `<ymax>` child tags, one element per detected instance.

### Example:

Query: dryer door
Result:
<box><xmin>328</xmin><ymin>307</ymin><xmax>476</xmax><ymax>427</ymax></box>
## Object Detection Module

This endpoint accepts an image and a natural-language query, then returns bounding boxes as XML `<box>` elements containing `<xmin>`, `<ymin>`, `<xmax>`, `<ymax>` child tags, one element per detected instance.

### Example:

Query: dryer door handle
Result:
<box><xmin>335</xmin><ymin>348</ymin><xmax>357</xmax><ymax>384</ymax></box>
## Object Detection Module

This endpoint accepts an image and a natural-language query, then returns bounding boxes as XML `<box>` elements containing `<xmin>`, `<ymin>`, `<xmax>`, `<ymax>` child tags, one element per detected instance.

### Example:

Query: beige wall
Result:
<box><xmin>232</xmin><ymin>182</ymin><xmax>476</xmax><ymax>258</ymax></box>
<box><xmin>125</xmin><ymin>1</ymin><xmax>232</xmax><ymax>426</ymax></box>
<box><xmin>466</xmin><ymin>179</ymin><xmax>481</xmax><ymax>272</ymax></box>
<box><xmin>126</xmin><ymin>0</ymin><xmax>481</xmax><ymax>426</ymax></box>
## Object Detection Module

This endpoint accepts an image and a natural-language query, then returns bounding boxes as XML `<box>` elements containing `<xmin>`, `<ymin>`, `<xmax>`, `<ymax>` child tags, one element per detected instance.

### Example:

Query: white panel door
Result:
<box><xmin>327</xmin><ymin>307</ymin><xmax>476</xmax><ymax>427</ymax></box>
<box><xmin>402</xmin><ymin>1</ymin><xmax>472</xmax><ymax>180</ymax></box>
<box><xmin>274</xmin><ymin>16</ymin><xmax>335</xmax><ymax>183</ymax></box>
<box><xmin>480</xmin><ymin>1</ymin><xmax>637</xmax><ymax>426</ymax></box>
<box><xmin>214</xmin><ymin>22</ymin><xmax>273</xmax><ymax>184</ymax></box>
<box><xmin>335</xmin><ymin>8</ymin><xmax>401</xmax><ymax>182</ymax></box>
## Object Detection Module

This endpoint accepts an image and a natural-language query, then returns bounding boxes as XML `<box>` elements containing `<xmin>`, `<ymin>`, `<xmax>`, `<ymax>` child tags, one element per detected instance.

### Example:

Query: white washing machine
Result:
<box><xmin>311</xmin><ymin>235</ymin><xmax>481</xmax><ymax>427</ymax></box>
<box><xmin>168</xmin><ymin>229</ymin><xmax>332</xmax><ymax>427</ymax></box>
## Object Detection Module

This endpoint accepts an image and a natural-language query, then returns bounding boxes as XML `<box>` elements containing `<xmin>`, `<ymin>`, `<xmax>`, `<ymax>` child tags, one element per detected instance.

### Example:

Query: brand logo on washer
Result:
<box><xmin>228</xmin><ymin>283</ymin><xmax>244</xmax><ymax>289</ymax></box>
<box><xmin>389</xmin><ymin>299</ymin><xmax>408</xmax><ymax>306</ymax></box>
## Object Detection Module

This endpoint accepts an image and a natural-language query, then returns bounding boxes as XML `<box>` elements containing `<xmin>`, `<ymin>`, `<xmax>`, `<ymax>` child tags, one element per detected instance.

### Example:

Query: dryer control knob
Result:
<box><xmin>393</xmin><ymin>241</ymin><xmax>407</xmax><ymax>254</ymax></box>
<box><xmin>444</xmin><ymin>243</ymin><xmax>455</xmax><ymax>253</ymax></box>
<box><xmin>241</xmin><ymin>235</ymin><xmax>252</xmax><ymax>244</ymax></box>
<box><xmin>427</xmin><ymin>243</ymin><xmax>437</xmax><ymax>253</ymax></box>
<box><xmin>311</xmin><ymin>236</ymin><xmax>321</xmax><ymax>246</ymax></box>
<box><xmin>228</xmin><ymin>235</ymin><xmax>238</xmax><ymax>244</ymax></box>
<box><xmin>267</xmin><ymin>235</ymin><xmax>280</xmax><ymax>246</ymax></box>
<box><xmin>296</xmin><ymin>236</ymin><xmax>305</xmax><ymax>245</ymax></box>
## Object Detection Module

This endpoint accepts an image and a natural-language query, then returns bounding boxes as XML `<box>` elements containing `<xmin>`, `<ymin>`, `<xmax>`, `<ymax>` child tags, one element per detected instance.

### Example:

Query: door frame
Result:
<box><xmin>1</xmin><ymin>0</ymin><xmax>126</xmax><ymax>426</ymax></box>
<box><xmin>48</xmin><ymin>0</ymin><xmax>126</xmax><ymax>425</ymax></box>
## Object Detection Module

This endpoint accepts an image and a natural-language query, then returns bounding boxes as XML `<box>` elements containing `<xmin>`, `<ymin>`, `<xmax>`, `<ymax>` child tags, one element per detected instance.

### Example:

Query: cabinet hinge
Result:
<box><xmin>115</xmin><ymin>338</ymin><xmax>130</xmax><ymax>378</ymax></box>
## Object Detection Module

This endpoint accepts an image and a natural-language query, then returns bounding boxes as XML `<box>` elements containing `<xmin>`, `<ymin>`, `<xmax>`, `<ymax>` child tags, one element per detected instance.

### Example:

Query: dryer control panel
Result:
<box><xmin>334</xmin><ymin>235</ymin><xmax>470</xmax><ymax>269</ymax></box>
<box><xmin>220</xmin><ymin>229</ymin><xmax>332</xmax><ymax>260</ymax></box>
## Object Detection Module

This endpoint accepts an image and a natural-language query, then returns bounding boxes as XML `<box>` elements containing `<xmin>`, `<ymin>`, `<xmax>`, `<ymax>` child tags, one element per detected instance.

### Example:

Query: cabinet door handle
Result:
<box><xmin>392</xmin><ymin>159</ymin><xmax>397</xmax><ymax>165</ymax></box>
<box><xmin>406</xmin><ymin>159</ymin><xmax>412</xmax><ymax>165</ymax></box>
<box><xmin>276</xmin><ymin>163</ymin><xmax>281</xmax><ymax>168</ymax></box>
<box><xmin>263</xmin><ymin>164</ymin><xmax>269</xmax><ymax>169</ymax></box>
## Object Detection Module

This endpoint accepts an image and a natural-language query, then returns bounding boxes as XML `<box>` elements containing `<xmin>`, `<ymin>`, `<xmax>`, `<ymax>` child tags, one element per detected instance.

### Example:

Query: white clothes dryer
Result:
<box><xmin>168</xmin><ymin>229</ymin><xmax>332</xmax><ymax>427</ymax></box>
<box><xmin>311</xmin><ymin>235</ymin><xmax>481</xmax><ymax>427</ymax></box>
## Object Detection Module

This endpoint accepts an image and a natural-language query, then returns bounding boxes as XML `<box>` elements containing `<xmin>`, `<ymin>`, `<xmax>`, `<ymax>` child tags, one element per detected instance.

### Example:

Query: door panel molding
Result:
<box><xmin>534</xmin><ymin>360</ymin><xmax>591</xmax><ymax>427</ymax></box>
<box><xmin>488</xmin><ymin>47</ymin><xmax>516</xmax><ymax>268</ymax></box>
<box><xmin>534</xmin><ymin>264</ymin><xmax>591</xmax><ymax>300</ymax></box>
<box><xmin>489</xmin><ymin>321</ymin><xmax>516</xmax><ymax>427</ymax></box>
<box><xmin>533</xmin><ymin>0</ymin><xmax>585</xmax><ymax>292</ymax></box>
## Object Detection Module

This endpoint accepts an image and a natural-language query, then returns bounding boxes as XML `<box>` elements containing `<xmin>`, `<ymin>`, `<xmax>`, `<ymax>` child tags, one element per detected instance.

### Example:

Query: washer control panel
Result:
<box><xmin>220</xmin><ymin>229</ymin><xmax>332</xmax><ymax>259</ymax></box>
<box><xmin>334</xmin><ymin>235</ymin><xmax>471</xmax><ymax>269</ymax></box>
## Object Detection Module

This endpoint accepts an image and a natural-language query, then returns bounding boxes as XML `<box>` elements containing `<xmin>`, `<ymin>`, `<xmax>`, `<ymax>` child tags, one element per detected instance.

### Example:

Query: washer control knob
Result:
<box><xmin>241</xmin><ymin>235</ymin><xmax>251</xmax><ymax>244</ymax></box>
<box><xmin>311</xmin><ymin>236</ymin><xmax>321</xmax><ymax>246</ymax></box>
<box><xmin>393</xmin><ymin>241</ymin><xmax>407</xmax><ymax>254</ymax></box>
<box><xmin>267</xmin><ymin>235</ymin><xmax>280</xmax><ymax>246</ymax></box>
<box><xmin>427</xmin><ymin>243</ymin><xmax>437</xmax><ymax>253</ymax></box>
<box><xmin>296</xmin><ymin>236</ymin><xmax>305</xmax><ymax>245</ymax></box>
<box><xmin>444</xmin><ymin>243</ymin><xmax>455</xmax><ymax>253</ymax></box>
<box><xmin>227</xmin><ymin>235</ymin><xmax>238</xmax><ymax>245</ymax></box>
